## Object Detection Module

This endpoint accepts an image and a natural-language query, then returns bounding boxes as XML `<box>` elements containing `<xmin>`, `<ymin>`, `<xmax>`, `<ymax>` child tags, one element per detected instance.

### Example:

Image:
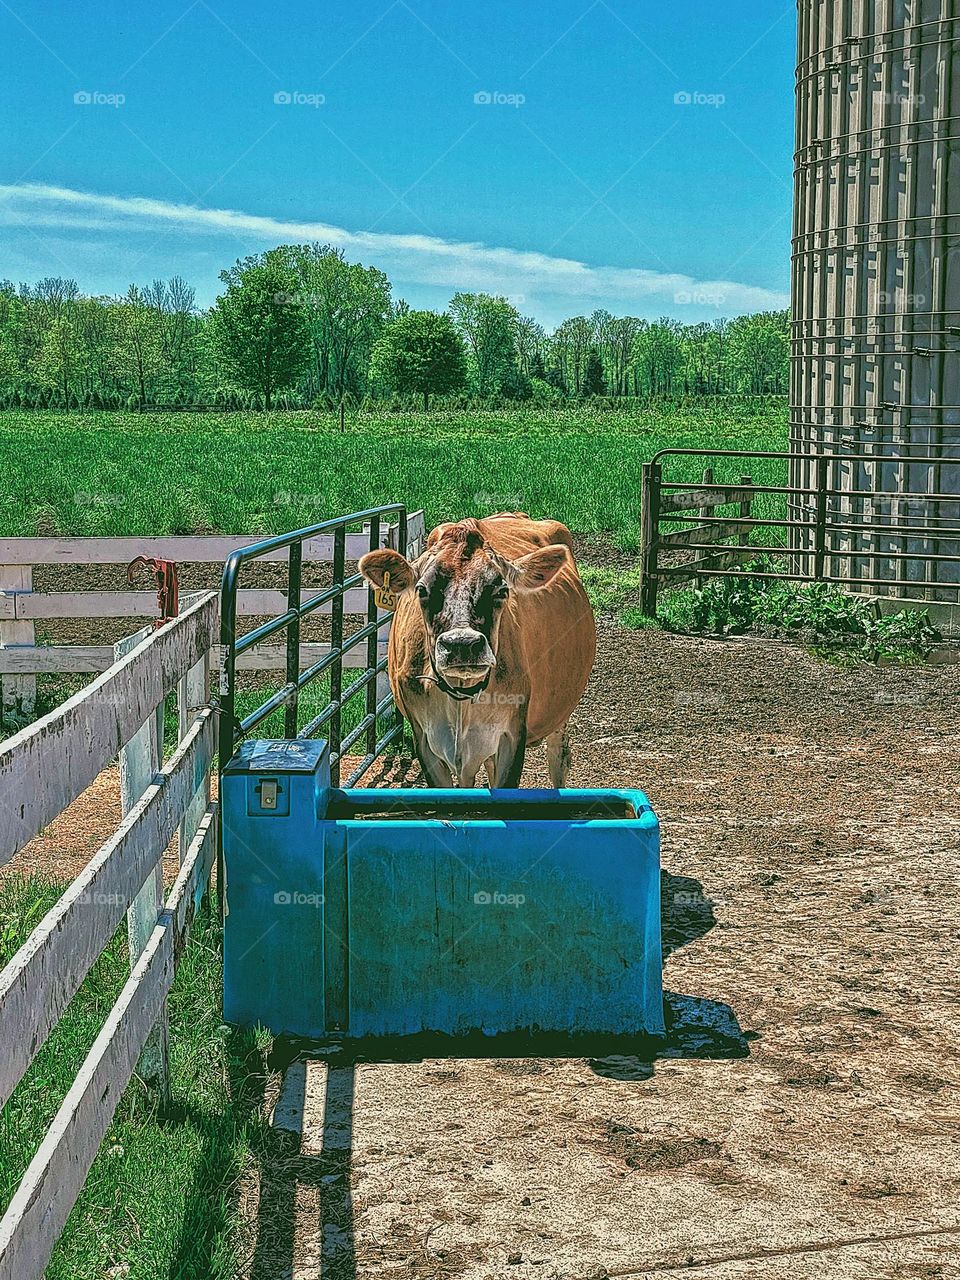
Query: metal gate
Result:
<box><xmin>639</xmin><ymin>447</ymin><xmax>960</xmax><ymax>621</ymax></box>
<box><xmin>218</xmin><ymin>505</ymin><xmax>422</xmax><ymax>788</ymax></box>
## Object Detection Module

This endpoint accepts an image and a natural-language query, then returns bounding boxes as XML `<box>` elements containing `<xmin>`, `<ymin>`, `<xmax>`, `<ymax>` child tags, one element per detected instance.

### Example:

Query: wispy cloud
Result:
<box><xmin>0</xmin><ymin>182</ymin><xmax>788</xmax><ymax>313</ymax></box>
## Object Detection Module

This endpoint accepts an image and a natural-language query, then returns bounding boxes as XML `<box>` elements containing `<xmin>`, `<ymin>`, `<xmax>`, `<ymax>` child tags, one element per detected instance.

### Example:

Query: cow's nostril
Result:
<box><xmin>437</xmin><ymin>629</ymin><xmax>488</xmax><ymax>666</ymax></box>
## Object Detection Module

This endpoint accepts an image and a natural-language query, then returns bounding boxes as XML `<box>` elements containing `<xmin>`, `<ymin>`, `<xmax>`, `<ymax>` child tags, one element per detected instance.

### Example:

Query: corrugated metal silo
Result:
<box><xmin>791</xmin><ymin>0</ymin><xmax>960</xmax><ymax>612</ymax></box>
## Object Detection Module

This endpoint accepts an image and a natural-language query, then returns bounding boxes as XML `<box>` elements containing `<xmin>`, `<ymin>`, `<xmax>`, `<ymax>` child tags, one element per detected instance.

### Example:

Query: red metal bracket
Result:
<box><xmin>127</xmin><ymin>557</ymin><xmax>179</xmax><ymax>629</ymax></box>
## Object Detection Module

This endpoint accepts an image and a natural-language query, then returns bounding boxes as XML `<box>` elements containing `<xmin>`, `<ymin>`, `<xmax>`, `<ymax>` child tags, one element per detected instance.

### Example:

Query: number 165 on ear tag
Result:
<box><xmin>374</xmin><ymin>570</ymin><xmax>398</xmax><ymax>611</ymax></box>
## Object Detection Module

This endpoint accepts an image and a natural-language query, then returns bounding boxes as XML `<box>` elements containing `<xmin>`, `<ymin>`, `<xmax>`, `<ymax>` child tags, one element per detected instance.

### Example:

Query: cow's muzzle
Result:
<box><xmin>434</xmin><ymin>628</ymin><xmax>495</xmax><ymax>679</ymax></box>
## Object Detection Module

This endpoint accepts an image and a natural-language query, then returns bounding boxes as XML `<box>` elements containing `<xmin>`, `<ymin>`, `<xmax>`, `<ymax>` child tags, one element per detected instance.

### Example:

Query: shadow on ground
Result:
<box><xmin>247</xmin><ymin>868</ymin><xmax>749</xmax><ymax>1279</ymax></box>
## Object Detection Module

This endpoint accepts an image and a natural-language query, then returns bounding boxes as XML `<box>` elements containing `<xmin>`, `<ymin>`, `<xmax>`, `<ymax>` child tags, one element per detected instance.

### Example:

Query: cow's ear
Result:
<box><xmin>509</xmin><ymin>544</ymin><xmax>569</xmax><ymax>592</ymax></box>
<box><xmin>358</xmin><ymin>548</ymin><xmax>417</xmax><ymax>592</ymax></box>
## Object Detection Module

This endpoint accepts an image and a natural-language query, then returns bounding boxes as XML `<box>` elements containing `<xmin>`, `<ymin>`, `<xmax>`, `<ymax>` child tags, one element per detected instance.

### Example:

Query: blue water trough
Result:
<box><xmin>222</xmin><ymin>739</ymin><xmax>664</xmax><ymax>1042</ymax></box>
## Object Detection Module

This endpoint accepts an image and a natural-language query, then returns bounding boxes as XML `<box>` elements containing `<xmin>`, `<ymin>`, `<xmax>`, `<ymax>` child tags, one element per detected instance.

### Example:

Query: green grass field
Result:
<box><xmin>0</xmin><ymin>399</ymin><xmax>788</xmax><ymax>546</ymax></box>
<box><xmin>0</xmin><ymin>399</ymin><xmax>790</xmax><ymax>1279</ymax></box>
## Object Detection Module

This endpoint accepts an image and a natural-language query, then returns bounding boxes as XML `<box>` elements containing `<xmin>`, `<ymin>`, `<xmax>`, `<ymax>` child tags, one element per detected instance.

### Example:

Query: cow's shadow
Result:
<box><xmin>246</xmin><ymin>867</ymin><xmax>748</xmax><ymax>1278</ymax></box>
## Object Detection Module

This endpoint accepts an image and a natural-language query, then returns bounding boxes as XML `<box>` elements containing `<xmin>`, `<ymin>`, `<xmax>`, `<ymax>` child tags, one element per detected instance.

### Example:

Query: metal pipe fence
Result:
<box><xmin>639</xmin><ymin>448</ymin><xmax>960</xmax><ymax>617</ymax></box>
<box><xmin>218</xmin><ymin>505</ymin><xmax>410</xmax><ymax>797</ymax></box>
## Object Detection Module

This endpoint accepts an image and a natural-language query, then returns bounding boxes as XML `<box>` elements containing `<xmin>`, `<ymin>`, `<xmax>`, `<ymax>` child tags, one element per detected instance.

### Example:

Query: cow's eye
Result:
<box><xmin>493</xmin><ymin>584</ymin><xmax>509</xmax><ymax>602</ymax></box>
<box><xmin>416</xmin><ymin>583</ymin><xmax>429</xmax><ymax>601</ymax></box>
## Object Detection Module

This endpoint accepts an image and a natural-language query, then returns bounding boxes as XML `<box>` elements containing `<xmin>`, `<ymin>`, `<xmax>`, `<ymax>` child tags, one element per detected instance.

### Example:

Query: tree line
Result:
<box><xmin>0</xmin><ymin>245</ymin><xmax>789</xmax><ymax>411</ymax></box>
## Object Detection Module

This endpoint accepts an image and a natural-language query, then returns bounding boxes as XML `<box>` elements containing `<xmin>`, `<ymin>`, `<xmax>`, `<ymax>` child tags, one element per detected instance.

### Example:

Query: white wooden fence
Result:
<box><xmin>0</xmin><ymin>512</ymin><xmax>427</xmax><ymax>1278</ymax></box>
<box><xmin>0</xmin><ymin>591</ymin><xmax>219</xmax><ymax>1280</ymax></box>
<box><xmin>0</xmin><ymin>516</ymin><xmax>425</xmax><ymax>719</ymax></box>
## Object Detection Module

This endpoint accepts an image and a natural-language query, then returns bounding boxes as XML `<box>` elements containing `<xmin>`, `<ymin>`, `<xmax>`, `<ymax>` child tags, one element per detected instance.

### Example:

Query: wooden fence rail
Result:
<box><xmin>0</xmin><ymin>811</ymin><xmax>218</xmax><ymax>1280</ymax></box>
<box><xmin>0</xmin><ymin>513</ymin><xmax>426</xmax><ymax>1279</ymax></box>
<box><xmin>639</xmin><ymin>464</ymin><xmax>756</xmax><ymax>613</ymax></box>
<box><xmin>0</xmin><ymin>593</ymin><xmax>220</xmax><ymax>1280</ymax></box>
<box><xmin>0</xmin><ymin>520</ymin><xmax>417</xmax><ymax>716</ymax></box>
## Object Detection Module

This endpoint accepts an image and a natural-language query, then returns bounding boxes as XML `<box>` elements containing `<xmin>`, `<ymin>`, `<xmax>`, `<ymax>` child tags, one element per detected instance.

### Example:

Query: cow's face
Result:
<box><xmin>360</xmin><ymin>525</ymin><xmax>568</xmax><ymax>686</ymax></box>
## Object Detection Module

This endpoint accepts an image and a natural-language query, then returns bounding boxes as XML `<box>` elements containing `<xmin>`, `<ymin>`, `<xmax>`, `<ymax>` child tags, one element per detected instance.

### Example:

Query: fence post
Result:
<box><xmin>698</xmin><ymin>467</ymin><xmax>713</xmax><ymax>527</ymax></box>
<box><xmin>813</xmin><ymin>455</ymin><xmax>829</xmax><ymax>580</ymax></box>
<box><xmin>738</xmin><ymin>475</ymin><xmax>753</xmax><ymax>549</ymax></box>
<box><xmin>377</xmin><ymin>522</ymin><xmax>395</xmax><ymax>710</ymax></box>
<box><xmin>115</xmin><ymin>625</ymin><xmax>170</xmax><ymax>1105</ymax></box>
<box><xmin>639</xmin><ymin>462</ymin><xmax>662</xmax><ymax>616</ymax></box>
<box><xmin>0</xmin><ymin>565</ymin><xmax>35</xmax><ymax>726</ymax></box>
<box><xmin>365</xmin><ymin>516</ymin><xmax>381</xmax><ymax>764</ymax></box>
<box><xmin>695</xmin><ymin>467</ymin><xmax>713</xmax><ymax>583</ymax></box>
<box><xmin>178</xmin><ymin>642</ymin><xmax>211</xmax><ymax>865</ymax></box>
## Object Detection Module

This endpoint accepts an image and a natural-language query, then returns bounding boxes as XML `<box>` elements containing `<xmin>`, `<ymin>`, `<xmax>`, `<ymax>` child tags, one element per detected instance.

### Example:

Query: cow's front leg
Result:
<box><xmin>545</xmin><ymin>725</ymin><xmax>572</xmax><ymax>788</ymax></box>
<box><xmin>412</xmin><ymin>727</ymin><xmax>456</xmax><ymax>787</ymax></box>
<box><xmin>484</xmin><ymin>726</ymin><xmax>527</xmax><ymax>788</ymax></box>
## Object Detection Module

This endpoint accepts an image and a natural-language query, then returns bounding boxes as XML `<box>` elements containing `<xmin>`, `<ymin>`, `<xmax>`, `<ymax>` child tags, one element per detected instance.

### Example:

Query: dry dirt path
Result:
<box><xmin>240</xmin><ymin>620</ymin><xmax>960</xmax><ymax>1280</ymax></box>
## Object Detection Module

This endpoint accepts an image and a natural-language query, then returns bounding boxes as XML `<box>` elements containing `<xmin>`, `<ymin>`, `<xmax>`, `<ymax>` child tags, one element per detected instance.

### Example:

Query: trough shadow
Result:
<box><xmin>590</xmin><ymin>867</ymin><xmax>750</xmax><ymax>1080</ymax></box>
<box><xmin>244</xmin><ymin>868</ymin><xmax>748</xmax><ymax>1275</ymax></box>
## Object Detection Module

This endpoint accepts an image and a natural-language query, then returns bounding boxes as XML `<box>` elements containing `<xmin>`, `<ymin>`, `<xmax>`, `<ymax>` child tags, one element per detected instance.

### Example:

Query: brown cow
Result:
<box><xmin>359</xmin><ymin>513</ymin><xmax>596</xmax><ymax>787</ymax></box>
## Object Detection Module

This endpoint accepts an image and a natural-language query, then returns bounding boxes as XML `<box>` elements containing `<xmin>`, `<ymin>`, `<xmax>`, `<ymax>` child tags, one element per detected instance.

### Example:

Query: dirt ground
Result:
<box><xmin>229</xmin><ymin>617</ymin><xmax>960</xmax><ymax>1280</ymax></box>
<box><xmin>7</xmin><ymin>608</ymin><xmax>960</xmax><ymax>1279</ymax></box>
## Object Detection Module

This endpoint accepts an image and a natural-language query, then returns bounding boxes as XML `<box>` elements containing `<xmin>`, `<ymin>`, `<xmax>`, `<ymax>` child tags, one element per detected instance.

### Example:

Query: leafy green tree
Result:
<box><xmin>370</xmin><ymin>310</ymin><xmax>467</xmax><ymax>409</ymax></box>
<box><xmin>73</xmin><ymin>296</ymin><xmax>115</xmax><ymax>399</ymax></box>
<box><xmin>0</xmin><ymin>285</ymin><xmax>26</xmax><ymax>394</ymax></box>
<box><xmin>603</xmin><ymin>314</ymin><xmax>642</xmax><ymax>396</ymax></box>
<box><xmin>551</xmin><ymin>316</ymin><xmax>592</xmax><ymax>395</ymax></box>
<box><xmin>208</xmin><ymin>252</ymin><xmax>309</xmax><ymax>409</ymax></box>
<box><xmin>632</xmin><ymin>318</ymin><xmax>684</xmax><ymax>397</ymax></box>
<box><xmin>110</xmin><ymin>287</ymin><xmax>165</xmax><ymax>409</ymax></box>
<box><xmin>449</xmin><ymin>293</ymin><xmax>520</xmax><ymax>397</ymax></box>
<box><xmin>143</xmin><ymin>276</ymin><xmax>201</xmax><ymax>401</ymax></box>
<box><xmin>514</xmin><ymin>314</ymin><xmax>547</xmax><ymax>379</ymax></box>
<box><xmin>582</xmin><ymin>346</ymin><xmax>606</xmax><ymax>397</ymax></box>
<box><xmin>282</xmin><ymin>244</ymin><xmax>391</xmax><ymax>403</ymax></box>
<box><xmin>727</xmin><ymin>310</ymin><xmax>788</xmax><ymax>393</ymax></box>
<box><xmin>35</xmin><ymin>314</ymin><xmax>85</xmax><ymax>401</ymax></box>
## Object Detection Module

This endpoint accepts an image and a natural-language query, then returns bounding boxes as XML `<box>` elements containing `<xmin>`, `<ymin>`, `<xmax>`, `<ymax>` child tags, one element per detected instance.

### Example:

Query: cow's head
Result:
<box><xmin>360</xmin><ymin>521</ymin><xmax>569</xmax><ymax>686</ymax></box>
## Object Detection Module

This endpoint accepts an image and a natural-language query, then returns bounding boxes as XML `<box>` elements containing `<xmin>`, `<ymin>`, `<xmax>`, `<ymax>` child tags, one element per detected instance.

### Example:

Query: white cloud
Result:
<box><xmin>0</xmin><ymin>182</ymin><xmax>788</xmax><ymax>313</ymax></box>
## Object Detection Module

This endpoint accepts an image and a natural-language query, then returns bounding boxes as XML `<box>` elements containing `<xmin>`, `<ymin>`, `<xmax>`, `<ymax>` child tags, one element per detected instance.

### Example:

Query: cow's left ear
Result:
<box><xmin>358</xmin><ymin>548</ymin><xmax>417</xmax><ymax>592</ymax></box>
<box><xmin>508</xmin><ymin>544</ymin><xmax>569</xmax><ymax>592</ymax></box>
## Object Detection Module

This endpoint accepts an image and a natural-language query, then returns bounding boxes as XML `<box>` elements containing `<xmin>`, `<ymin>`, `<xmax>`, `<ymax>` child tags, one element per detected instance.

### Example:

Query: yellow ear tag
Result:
<box><xmin>374</xmin><ymin>570</ymin><xmax>398</xmax><ymax>612</ymax></box>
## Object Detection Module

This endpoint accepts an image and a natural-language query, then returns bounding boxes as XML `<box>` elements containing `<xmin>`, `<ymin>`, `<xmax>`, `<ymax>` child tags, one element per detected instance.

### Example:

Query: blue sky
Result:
<box><xmin>1</xmin><ymin>0</ymin><xmax>795</xmax><ymax>327</ymax></box>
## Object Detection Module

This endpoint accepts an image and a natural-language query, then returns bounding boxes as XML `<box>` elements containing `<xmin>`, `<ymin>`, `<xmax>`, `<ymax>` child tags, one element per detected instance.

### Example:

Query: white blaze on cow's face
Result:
<box><xmin>416</xmin><ymin>544</ymin><xmax>506</xmax><ymax>682</ymax></box>
<box><xmin>359</xmin><ymin>530</ymin><xmax>570</xmax><ymax>687</ymax></box>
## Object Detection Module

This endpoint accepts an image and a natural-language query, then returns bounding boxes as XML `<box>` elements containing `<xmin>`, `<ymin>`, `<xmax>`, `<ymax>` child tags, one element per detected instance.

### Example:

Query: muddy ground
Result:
<box><xmin>6</xmin><ymin>594</ymin><xmax>960</xmax><ymax>1278</ymax></box>
<box><xmin>236</xmin><ymin>618</ymin><xmax>960</xmax><ymax>1280</ymax></box>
